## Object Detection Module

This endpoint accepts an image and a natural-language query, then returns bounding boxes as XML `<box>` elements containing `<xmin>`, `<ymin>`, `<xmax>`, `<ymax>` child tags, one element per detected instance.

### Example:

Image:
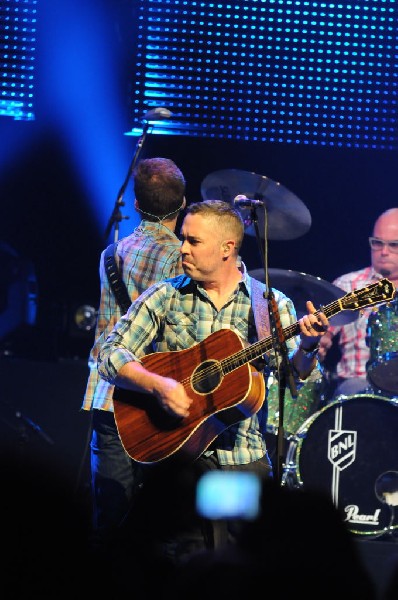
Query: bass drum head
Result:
<box><xmin>284</xmin><ymin>394</ymin><xmax>398</xmax><ymax>538</ymax></box>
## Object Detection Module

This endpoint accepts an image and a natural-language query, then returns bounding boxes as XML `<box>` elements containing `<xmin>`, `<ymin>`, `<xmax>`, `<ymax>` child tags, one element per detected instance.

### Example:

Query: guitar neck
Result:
<box><xmin>221</xmin><ymin>321</ymin><xmax>297</xmax><ymax>375</ymax></box>
<box><xmin>220</xmin><ymin>281</ymin><xmax>392</xmax><ymax>375</ymax></box>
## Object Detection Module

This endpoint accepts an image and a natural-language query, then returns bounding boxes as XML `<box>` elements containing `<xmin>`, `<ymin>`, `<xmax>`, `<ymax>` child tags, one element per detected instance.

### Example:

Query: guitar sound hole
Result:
<box><xmin>193</xmin><ymin>360</ymin><xmax>222</xmax><ymax>394</ymax></box>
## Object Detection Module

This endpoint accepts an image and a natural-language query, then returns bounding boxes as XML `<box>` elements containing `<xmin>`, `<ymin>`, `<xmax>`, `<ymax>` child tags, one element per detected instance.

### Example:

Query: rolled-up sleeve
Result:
<box><xmin>97</xmin><ymin>321</ymin><xmax>141</xmax><ymax>384</ymax></box>
<box><xmin>97</xmin><ymin>283</ymin><xmax>165</xmax><ymax>383</ymax></box>
<box><xmin>272</xmin><ymin>290</ymin><xmax>300</xmax><ymax>358</ymax></box>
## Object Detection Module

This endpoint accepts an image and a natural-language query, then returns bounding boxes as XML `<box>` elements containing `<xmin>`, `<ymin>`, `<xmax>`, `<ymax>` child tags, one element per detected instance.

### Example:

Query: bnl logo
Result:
<box><xmin>328</xmin><ymin>429</ymin><xmax>357</xmax><ymax>471</ymax></box>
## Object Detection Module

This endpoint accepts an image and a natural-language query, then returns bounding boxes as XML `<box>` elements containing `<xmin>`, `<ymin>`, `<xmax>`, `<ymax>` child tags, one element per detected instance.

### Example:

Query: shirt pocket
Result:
<box><xmin>163</xmin><ymin>311</ymin><xmax>199</xmax><ymax>351</ymax></box>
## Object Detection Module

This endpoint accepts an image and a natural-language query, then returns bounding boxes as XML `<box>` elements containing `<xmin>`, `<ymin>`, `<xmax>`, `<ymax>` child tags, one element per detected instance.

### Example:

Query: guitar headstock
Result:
<box><xmin>341</xmin><ymin>278</ymin><xmax>396</xmax><ymax>311</ymax></box>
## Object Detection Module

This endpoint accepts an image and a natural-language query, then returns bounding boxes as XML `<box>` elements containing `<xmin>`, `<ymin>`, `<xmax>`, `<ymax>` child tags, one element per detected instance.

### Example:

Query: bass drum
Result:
<box><xmin>283</xmin><ymin>394</ymin><xmax>398</xmax><ymax>537</ymax></box>
<box><xmin>366</xmin><ymin>299</ymin><xmax>398</xmax><ymax>396</ymax></box>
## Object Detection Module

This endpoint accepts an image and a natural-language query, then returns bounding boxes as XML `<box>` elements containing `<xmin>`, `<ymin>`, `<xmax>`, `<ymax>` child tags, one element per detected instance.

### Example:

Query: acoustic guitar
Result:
<box><xmin>113</xmin><ymin>278</ymin><xmax>395</xmax><ymax>465</ymax></box>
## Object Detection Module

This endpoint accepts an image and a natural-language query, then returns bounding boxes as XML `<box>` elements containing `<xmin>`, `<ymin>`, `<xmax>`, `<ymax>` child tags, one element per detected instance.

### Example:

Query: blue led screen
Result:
<box><xmin>0</xmin><ymin>0</ymin><xmax>37</xmax><ymax>121</ymax></box>
<box><xmin>129</xmin><ymin>0</ymin><xmax>398</xmax><ymax>149</ymax></box>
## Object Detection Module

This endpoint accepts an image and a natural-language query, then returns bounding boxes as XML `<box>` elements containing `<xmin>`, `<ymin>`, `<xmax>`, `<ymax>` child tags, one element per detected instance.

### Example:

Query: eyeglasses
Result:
<box><xmin>369</xmin><ymin>237</ymin><xmax>398</xmax><ymax>253</ymax></box>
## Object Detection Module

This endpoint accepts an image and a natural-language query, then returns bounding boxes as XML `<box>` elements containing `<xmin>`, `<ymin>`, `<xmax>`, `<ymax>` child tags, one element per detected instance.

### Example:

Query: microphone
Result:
<box><xmin>143</xmin><ymin>107</ymin><xmax>172</xmax><ymax>121</ymax></box>
<box><xmin>233</xmin><ymin>195</ymin><xmax>264</xmax><ymax>209</ymax></box>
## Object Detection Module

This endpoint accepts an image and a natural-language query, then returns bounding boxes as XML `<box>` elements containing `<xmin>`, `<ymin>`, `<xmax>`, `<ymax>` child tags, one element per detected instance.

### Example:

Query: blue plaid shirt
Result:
<box><xmin>98</xmin><ymin>267</ymin><xmax>303</xmax><ymax>465</ymax></box>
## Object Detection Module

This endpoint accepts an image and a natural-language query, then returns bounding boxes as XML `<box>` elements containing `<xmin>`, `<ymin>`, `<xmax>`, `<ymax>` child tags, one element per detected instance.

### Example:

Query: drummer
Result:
<box><xmin>318</xmin><ymin>208</ymin><xmax>398</xmax><ymax>401</ymax></box>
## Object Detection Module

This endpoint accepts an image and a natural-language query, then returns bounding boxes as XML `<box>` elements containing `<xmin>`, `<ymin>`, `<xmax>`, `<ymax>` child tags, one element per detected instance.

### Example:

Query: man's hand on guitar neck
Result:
<box><xmin>294</xmin><ymin>300</ymin><xmax>329</xmax><ymax>379</ymax></box>
<box><xmin>299</xmin><ymin>300</ymin><xmax>329</xmax><ymax>344</ymax></box>
<box><xmin>116</xmin><ymin>361</ymin><xmax>192</xmax><ymax>418</ymax></box>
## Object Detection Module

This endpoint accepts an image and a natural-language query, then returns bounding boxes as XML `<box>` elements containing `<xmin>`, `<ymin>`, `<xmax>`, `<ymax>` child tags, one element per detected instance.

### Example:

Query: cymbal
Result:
<box><xmin>248</xmin><ymin>268</ymin><xmax>358</xmax><ymax>325</ymax></box>
<box><xmin>201</xmin><ymin>169</ymin><xmax>311</xmax><ymax>240</ymax></box>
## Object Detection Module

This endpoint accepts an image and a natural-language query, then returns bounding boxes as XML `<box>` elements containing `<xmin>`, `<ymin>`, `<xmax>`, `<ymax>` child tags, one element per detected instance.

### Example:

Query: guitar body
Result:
<box><xmin>113</xmin><ymin>329</ymin><xmax>265</xmax><ymax>464</ymax></box>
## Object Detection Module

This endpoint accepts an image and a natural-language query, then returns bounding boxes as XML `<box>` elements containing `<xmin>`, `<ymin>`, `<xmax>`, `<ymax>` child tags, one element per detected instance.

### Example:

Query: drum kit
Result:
<box><xmin>202</xmin><ymin>168</ymin><xmax>398</xmax><ymax>539</ymax></box>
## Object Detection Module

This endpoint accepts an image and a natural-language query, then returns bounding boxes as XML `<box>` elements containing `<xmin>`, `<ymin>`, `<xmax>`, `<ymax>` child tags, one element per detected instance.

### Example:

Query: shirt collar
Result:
<box><xmin>239</xmin><ymin>260</ymin><xmax>251</xmax><ymax>294</ymax></box>
<box><xmin>370</xmin><ymin>265</ymin><xmax>387</xmax><ymax>280</ymax></box>
<box><xmin>136</xmin><ymin>220</ymin><xmax>179</xmax><ymax>239</ymax></box>
<box><xmin>191</xmin><ymin>258</ymin><xmax>250</xmax><ymax>296</ymax></box>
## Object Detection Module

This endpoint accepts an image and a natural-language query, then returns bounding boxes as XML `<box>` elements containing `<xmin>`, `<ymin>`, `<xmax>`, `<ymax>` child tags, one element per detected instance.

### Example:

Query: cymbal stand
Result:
<box><xmin>248</xmin><ymin>205</ymin><xmax>297</xmax><ymax>485</ymax></box>
<box><xmin>104</xmin><ymin>120</ymin><xmax>153</xmax><ymax>243</ymax></box>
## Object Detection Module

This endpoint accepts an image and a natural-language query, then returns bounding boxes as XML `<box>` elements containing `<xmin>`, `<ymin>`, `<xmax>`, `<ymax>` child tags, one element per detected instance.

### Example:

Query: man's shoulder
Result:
<box><xmin>164</xmin><ymin>273</ymin><xmax>191</xmax><ymax>288</ymax></box>
<box><xmin>145</xmin><ymin>273</ymin><xmax>190</xmax><ymax>292</ymax></box>
<box><xmin>111</xmin><ymin>230</ymin><xmax>181</xmax><ymax>266</ymax></box>
<box><xmin>333</xmin><ymin>266</ymin><xmax>372</xmax><ymax>290</ymax></box>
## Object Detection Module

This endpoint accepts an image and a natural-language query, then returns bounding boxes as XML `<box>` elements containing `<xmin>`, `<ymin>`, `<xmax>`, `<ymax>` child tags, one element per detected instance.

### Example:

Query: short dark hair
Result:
<box><xmin>133</xmin><ymin>158</ymin><xmax>186</xmax><ymax>220</ymax></box>
<box><xmin>185</xmin><ymin>199</ymin><xmax>245</xmax><ymax>251</ymax></box>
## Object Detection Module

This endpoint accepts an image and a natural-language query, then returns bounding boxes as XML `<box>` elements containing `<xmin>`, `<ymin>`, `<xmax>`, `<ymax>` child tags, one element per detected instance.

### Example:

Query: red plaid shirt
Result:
<box><xmin>322</xmin><ymin>266</ymin><xmax>383</xmax><ymax>379</ymax></box>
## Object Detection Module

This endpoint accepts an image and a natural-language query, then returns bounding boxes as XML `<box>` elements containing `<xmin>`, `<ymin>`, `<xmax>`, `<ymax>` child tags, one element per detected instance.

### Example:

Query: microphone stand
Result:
<box><xmin>0</xmin><ymin>400</ymin><xmax>54</xmax><ymax>468</ymax></box>
<box><xmin>248</xmin><ymin>204</ymin><xmax>297</xmax><ymax>486</ymax></box>
<box><xmin>104</xmin><ymin>120</ymin><xmax>152</xmax><ymax>243</ymax></box>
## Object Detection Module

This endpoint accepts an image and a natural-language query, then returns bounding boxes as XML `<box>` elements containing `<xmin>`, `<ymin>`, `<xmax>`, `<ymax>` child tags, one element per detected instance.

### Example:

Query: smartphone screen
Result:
<box><xmin>196</xmin><ymin>470</ymin><xmax>261</xmax><ymax>520</ymax></box>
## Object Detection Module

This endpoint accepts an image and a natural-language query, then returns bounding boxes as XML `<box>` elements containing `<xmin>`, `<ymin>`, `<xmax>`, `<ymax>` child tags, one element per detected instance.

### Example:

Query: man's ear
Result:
<box><xmin>222</xmin><ymin>241</ymin><xmax>235</xmax><ymax>256</ymax></box>
<box><xmin>223</xmin><ymin>240</ymin><xmax>235</xmax><ymax>251</ymax></box>
<box><xmin>134</xmin><ymin>198</ymin><xmax>139</xmax><ymax>211</ymax></box>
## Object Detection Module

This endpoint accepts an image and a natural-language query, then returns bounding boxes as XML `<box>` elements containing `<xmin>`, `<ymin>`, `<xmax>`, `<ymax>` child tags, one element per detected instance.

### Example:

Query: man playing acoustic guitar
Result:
<box><xmin>97</xmin><ymin>199</ymin><xmax>330</xmax><ymax>567</ymax></box>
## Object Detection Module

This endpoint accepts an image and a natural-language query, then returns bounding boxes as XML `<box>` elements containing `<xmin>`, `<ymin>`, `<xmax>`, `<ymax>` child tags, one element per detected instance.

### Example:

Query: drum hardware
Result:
<box><xmin>282</xmin><ymin>394</ymin><xmax>398</xmax><ymax>539</ymax></box>
<box><xmin>375</xmin><ymin>470</ymin><xmax>398</xmax><ymax>507</ymax></box>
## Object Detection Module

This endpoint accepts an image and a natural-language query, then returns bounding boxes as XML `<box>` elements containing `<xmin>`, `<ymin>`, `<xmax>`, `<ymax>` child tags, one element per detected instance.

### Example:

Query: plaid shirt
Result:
<box><xmin>324</xmin><ymin>266</ymin><xmax>382</xmax><ymax>379</ymax></box>
<box><xmin>98</xmin><ymin>269</ymin><xmax>303</xmax><ymax>466</ymax></box>
<box><xmin>82</xmin><ymin>221</ymin><xmax>184</xmax><ymax>411</ymax></box>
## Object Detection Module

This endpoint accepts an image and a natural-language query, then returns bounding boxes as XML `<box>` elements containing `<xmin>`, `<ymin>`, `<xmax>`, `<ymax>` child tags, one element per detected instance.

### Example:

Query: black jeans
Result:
<box><xmin>90</xmin><ymin>409</ymin><xmax>143</xmax><ymax>540</ymax></box>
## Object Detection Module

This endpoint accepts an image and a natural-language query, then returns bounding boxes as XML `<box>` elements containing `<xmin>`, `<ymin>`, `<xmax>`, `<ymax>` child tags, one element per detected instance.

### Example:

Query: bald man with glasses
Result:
<box><xmin>318</xmin><ymin>207</ymin><xmax>398</xmax><ymax>401</ymax></box>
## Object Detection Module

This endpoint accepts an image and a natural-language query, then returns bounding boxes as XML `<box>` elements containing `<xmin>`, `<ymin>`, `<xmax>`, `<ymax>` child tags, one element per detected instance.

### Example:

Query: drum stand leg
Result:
<box><xmin>281</xmin><ymin>435</ymin><xmax>300</xmax><ymax>489</ymax></box>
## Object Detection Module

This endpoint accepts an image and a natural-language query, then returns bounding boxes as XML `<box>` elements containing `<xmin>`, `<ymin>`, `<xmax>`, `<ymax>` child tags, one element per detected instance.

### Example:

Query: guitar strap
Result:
<box><xmin>250</xmin><ymin>276</ymin><xmax>270</xmax><ymax>340</ymax></box>
<box><xmin>104</xmin><ymin>242</ymin><xmax>131</xmax><ymax>314</ymax></box>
